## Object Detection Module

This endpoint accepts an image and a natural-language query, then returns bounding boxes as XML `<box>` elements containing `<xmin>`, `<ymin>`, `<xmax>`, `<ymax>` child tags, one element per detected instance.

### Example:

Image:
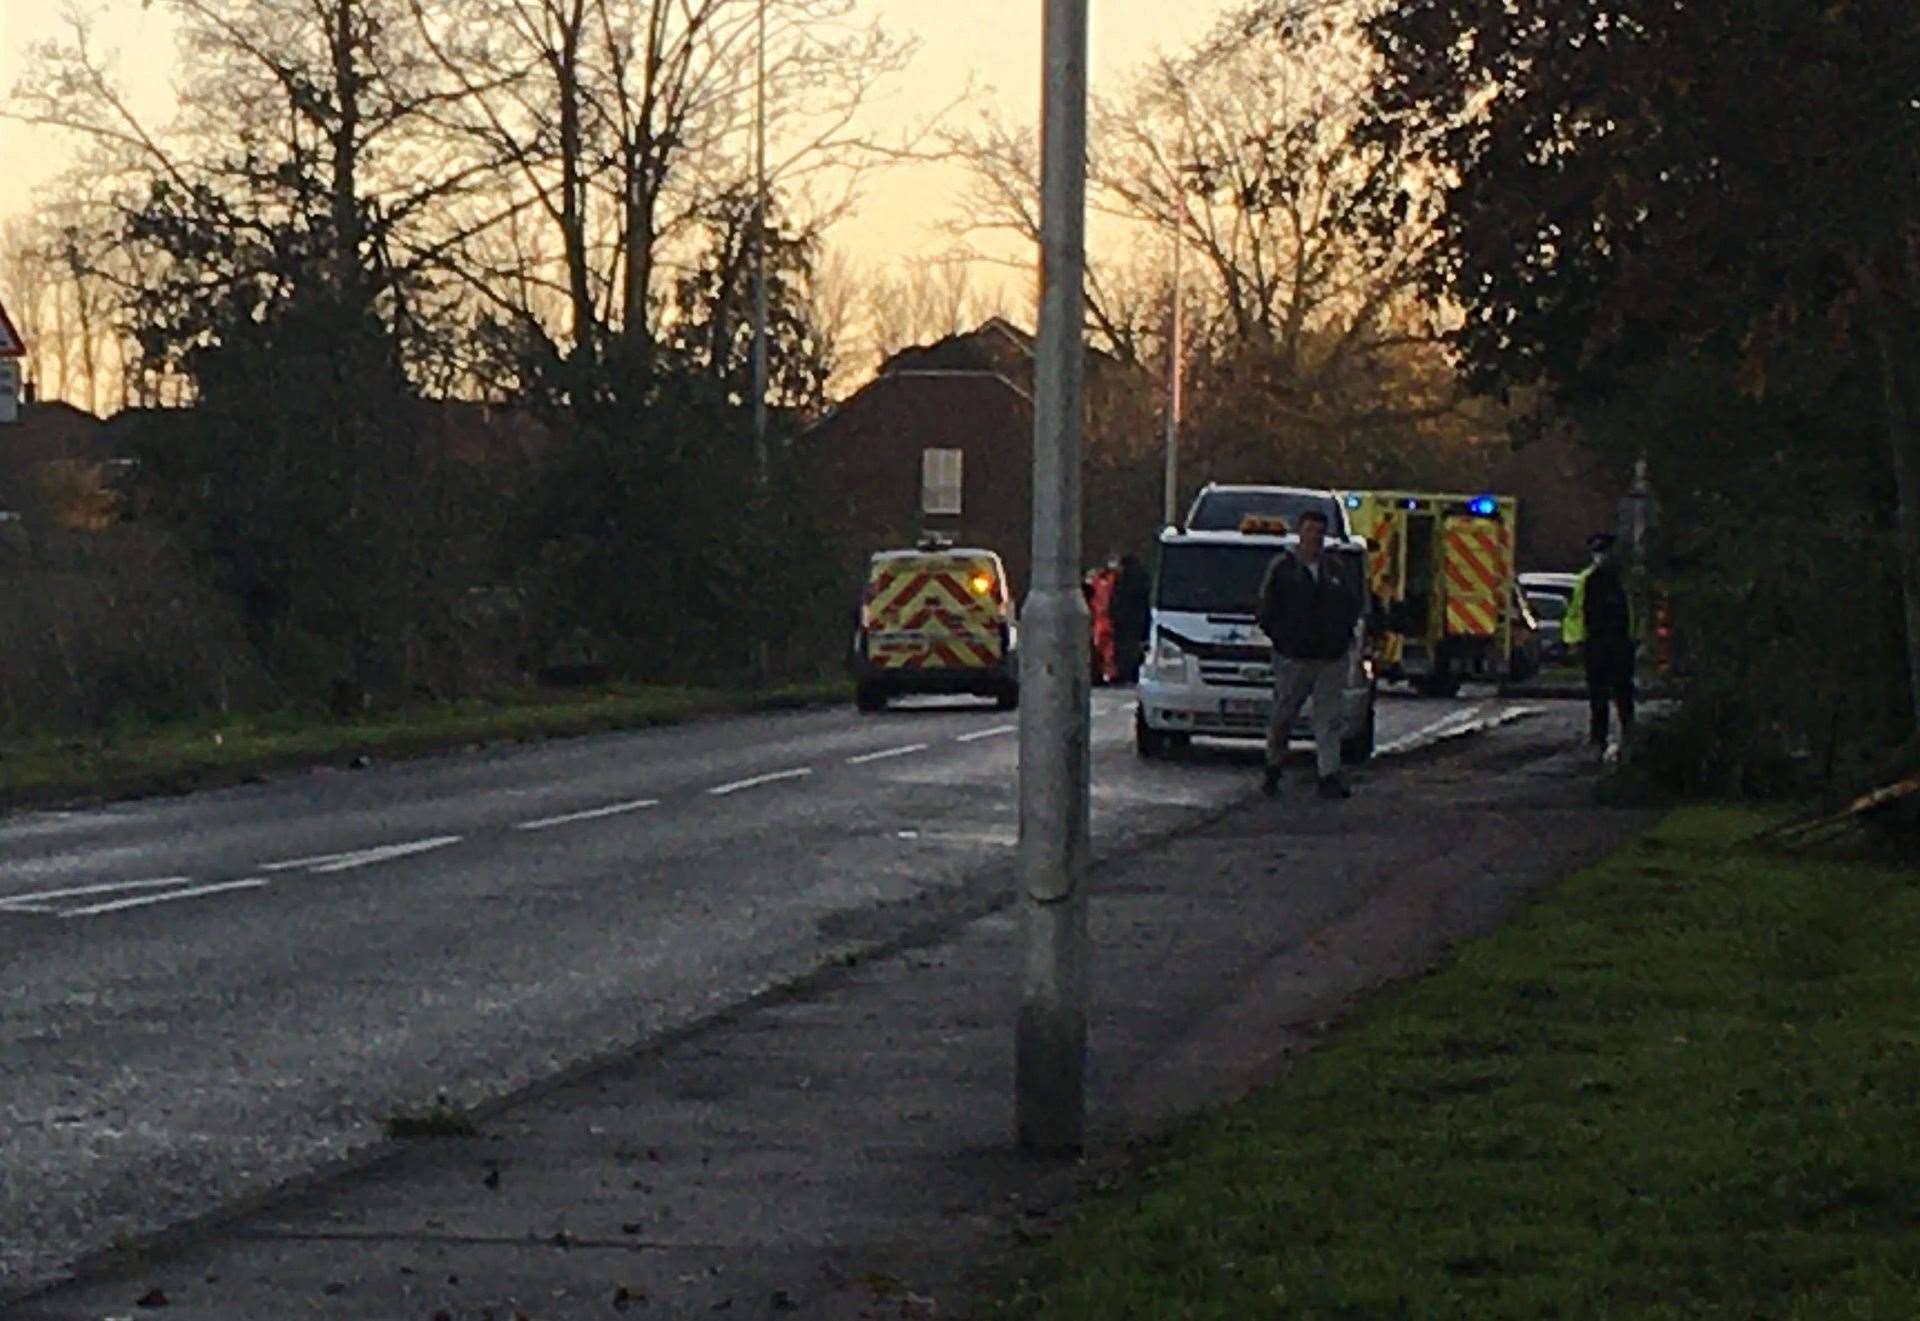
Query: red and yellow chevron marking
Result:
<box><xmin>1444</xmin><ymin>522</ymin><xmax>1509</xmax><ymax>593</ymax></box>
<box><xmin>1445</xmin><ymin>596</ymin><xmax>1499</xmax><ymax>636</ymax></box>
<box><xmin>863</xmin><ymin>556</ymin><xmax>1004</xmax><ymax>670</ymax></box>
<box><xmin>1441</xmin><ymin>519</ymin><xmax>1510</xmax><ymax>638</ymax></box>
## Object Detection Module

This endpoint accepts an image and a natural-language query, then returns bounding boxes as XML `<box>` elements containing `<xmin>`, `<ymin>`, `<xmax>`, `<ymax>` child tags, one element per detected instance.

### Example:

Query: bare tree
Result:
<box><xmin>0</xmin><ymin>209</ymin><xmax>139</xmax><ymax>413</ymax></box>
<box><xmin>10</xmin><ymin>0</ymin><xmax>512</xmax><ymax>381</ymax></box>
<box><xmin>803</xmin><ymin>242</ymin><xmax>863</xmax><ymax>399</ymax></box>
<box><xmin>863</xmin><ymin>255</ymin><xmax>994</xmax><ymax>366</ymax></box>
<box><xmin>0</xmin><ymin>219</ymin><xmax>61</xmax><ymax>402</ymax></box>
<box><xmin>945</xmin><ymin>4</ymin><xmax>1462</xmax><ymax>442</ymax></box>
<box><xmin>413</xmin><ymin>0</ymin><xmax>927</xmax><ymax>359</ymax></box>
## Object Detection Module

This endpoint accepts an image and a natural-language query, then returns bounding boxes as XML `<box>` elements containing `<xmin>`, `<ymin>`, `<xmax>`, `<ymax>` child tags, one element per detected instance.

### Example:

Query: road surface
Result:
<box><xmin>0</xmin><ymin>688</ymin><xmax>1516</xmax><ymax>1296</ymax></box>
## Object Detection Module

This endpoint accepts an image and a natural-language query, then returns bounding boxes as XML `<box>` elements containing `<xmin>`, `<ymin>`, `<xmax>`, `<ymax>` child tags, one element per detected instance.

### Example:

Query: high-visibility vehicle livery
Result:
<box><xmin>1342</xmin><ymin>490</ymin><xmax>1523</xmax><ymax>697</ymax></box>
<box><xmin>853</xmin><ymin>539</ymin><xmax>1018</xmax><ymax>712</ymax></box>
<box><xmin>1135</xmin><ymin>521</ymin><xmax>1378</xmax><ymax>762</ymax></box>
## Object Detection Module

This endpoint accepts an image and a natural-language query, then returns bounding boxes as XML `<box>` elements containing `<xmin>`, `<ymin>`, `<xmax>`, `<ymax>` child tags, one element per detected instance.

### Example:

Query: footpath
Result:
<box><xmin>10</xmin><ymin>703</ymin><xmax>1644</xmax><ymax>1321</ymax></box>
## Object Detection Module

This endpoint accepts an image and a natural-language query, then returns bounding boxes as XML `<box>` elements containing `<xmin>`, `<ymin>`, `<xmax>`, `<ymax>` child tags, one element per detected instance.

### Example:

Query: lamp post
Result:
<box><xmin>750</xmin><ymin>0</ymin><xmax>770</xmax><ymax>465</ymax></box>
<box><xmin>1017</xmin><ymin>0</ymin><xmax>1092</xmax><ymax>1158</ymax></box>
<box><xmin>1162</xmin><ymin>224</ymin><xmax>1184</xmax><ymax>526</ymax></box>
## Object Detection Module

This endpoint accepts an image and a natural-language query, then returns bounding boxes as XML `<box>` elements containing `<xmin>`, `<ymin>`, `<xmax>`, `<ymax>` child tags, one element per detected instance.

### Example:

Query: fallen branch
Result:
<box><xmin>1754</xmin><ymin>773</ymin><xmax>1920</xmax><ymax>846</ymax></box>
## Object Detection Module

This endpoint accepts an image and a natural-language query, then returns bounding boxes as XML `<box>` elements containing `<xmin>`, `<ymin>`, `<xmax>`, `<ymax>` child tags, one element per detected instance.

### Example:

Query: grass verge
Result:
<box><xmin>983</xmin><ymin>807</ymin><xmax>1920</xmax><ymax>1318</ymax></box>
<box><xmin>0</xmin><ymin>679</ymin><xmax>850</xmax><ymax>810</ymax></box>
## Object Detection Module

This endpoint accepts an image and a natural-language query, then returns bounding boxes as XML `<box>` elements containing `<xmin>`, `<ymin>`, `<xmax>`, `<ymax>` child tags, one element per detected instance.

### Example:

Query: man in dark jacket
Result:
<box><xmin>1255</xmin><ymin>510</ymin><xmax>1362</xmax><ymax>798</ymax></box>
<box><xmin>1562</xmin><ymin>531</ymin><xmax>1640</xmax><ymax>753</ymax></box>
<box><xmin>1110</xmin><ymin>553</ymin><xmax>1152</xmax><ymax>683</ymax></box>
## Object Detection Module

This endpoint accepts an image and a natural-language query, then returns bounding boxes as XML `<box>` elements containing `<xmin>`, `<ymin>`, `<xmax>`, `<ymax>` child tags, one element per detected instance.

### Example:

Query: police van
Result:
<box><xmin>852</xmin><ymin>539</ymin><xmax>1018</xmax><ymax>712</ymax></box>
<box><xmin>1135</xmin><ymin>521</ymin><xmax>1376</xmax><ymax>761</ymax></box>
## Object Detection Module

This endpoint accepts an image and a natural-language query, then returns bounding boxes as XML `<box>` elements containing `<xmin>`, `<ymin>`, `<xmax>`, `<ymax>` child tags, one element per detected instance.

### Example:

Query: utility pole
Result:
<box><xmin>1161</xmin><ymin>227</ymin><xmax>1184</xmax><ymax>527</ymax></box>
<box><xmin>750</xmin><ymin>0</ymin><xmax>770</xmax><ymax>467</ymax></box>
<box><xmin>1017</xmin><ymin>0</ymin><xmax>1091</xmax><ymax>1158</ymax></box>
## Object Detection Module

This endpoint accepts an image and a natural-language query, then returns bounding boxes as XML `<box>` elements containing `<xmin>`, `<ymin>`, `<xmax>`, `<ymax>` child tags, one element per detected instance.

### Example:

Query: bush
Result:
<box><xmin>0</xmin><ymin>525</ymin><xmax>264</xmax><ymax>734</ymax></box>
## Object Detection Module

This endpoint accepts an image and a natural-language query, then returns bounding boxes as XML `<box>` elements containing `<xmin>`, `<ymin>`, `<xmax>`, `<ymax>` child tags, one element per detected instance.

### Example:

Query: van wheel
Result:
<box><xmin>1412</xmin><ymin>672</ymin><xmax>1460</xmax><ymax>699</ymax></box>
<box><xmin>1342</xmin><ymin>699</ymin><xmax>1377</xmax><ymax>765</ymax></box>
<box><xmin>996</xmin><ymin>683</ymin><xmax>1019</xmax><ymax>711</ymax></box>
<box><xmin>856</xmin><ymin>683</ymin><xmax>888</xmax><ymax>713</ymax></box>
<box><xmin>1135</xmin><ymin>710</ymin><xmax>1169</xmax><ymax>759</ymax></box>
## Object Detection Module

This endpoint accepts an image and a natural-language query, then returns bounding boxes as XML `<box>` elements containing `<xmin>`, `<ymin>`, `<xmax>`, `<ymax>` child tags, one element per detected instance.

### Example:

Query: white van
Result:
<box><xmin>1184</xmin><ymin>483</ymin><xmax>1351</xmax><ymax>539</ymax></box>
<box><xmin>1135</xmin><ymin>525</ymin><xmax>1377</xmax><ymax>762</ymax></box>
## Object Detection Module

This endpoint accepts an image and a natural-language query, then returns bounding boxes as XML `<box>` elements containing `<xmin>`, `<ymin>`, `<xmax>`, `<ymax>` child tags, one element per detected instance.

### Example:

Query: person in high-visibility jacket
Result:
<box><xmin>1562</xmin><ymin>532</ymin><xmax>1643</xmax><ymax>750</ymax></box>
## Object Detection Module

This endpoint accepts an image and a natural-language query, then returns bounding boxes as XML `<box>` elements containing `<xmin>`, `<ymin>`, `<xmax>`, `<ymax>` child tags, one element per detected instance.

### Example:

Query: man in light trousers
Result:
<box><xmin>1255</xmin><ymin>509</ymin><xmax>1362</xmax><ymax>799</ymax></box>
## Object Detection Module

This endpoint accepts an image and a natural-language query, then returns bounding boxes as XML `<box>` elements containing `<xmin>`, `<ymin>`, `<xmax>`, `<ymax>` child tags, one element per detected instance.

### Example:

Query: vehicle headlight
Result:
<box><xmin>1147</xmin><ymin>635</ymin><xmax>1190</xmax><ymax>683</ymax></box>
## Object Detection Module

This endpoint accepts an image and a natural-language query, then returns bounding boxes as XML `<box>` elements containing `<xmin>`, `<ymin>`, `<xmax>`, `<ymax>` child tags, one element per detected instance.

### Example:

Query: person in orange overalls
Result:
<box><xmin>1084</xmin><ymin>562</ymin><xmax>1118</xmax><ymax>685</ymax></box>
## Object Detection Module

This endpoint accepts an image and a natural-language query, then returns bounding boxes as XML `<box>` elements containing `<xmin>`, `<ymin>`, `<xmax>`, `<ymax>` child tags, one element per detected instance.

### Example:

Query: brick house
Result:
<box><xmin>808</xmin><ymin>318</ymin><xmax>1149</xmax><ymax>598</ymax></box>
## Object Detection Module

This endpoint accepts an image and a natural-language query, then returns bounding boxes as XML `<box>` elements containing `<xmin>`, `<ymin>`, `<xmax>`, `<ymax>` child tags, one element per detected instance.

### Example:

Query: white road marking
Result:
<box><xmin>305</xmin><ymin>836</ymin><xmax>463</xmax><ymax>874</ymax></box>
<box><xmin>1377</xmin><ymin>710</ymin><xmax>1483</xmax><ymax>755</ymax></box>
<box><xmin>708</xmin><ymin>767</ymin><xmax>812</xmax><ymax>797</ymax></box>
<box><xmin>515</xmin><ymin>799</ymin><xmax>660</xmax><ymax>831</ymax></box>
<box><xmin>0</xmin><ymin>901</ymin><xmax>56</xmax><ymax>915</ymax></box>
<box><xmin>955</xmin><ymin>724</ymin><xmax>1016</xmax><ymax>744</ymax></box>
<box><xmin>0</xmin><ymin>875</ymin><xmax>194</xmax><ymax>905</ymax></box>
<box><xmin>60</xmin><ymin>878</ymin><xmax>268</xmax><ymax>919</ymax></box>
<box><xmin>259</xmin><ymin>850</ymin><xmax>357</xmax><ymax>873</ymax></box>
<box><xmin>1377</xmin><ymin>704</ymin><xmax>1544</xmax><ymax>757</ymax></box>
<box><xmin>846</xmin><ymin>743</ymin><xmax>929</xmax><ymax>765</ymax></box>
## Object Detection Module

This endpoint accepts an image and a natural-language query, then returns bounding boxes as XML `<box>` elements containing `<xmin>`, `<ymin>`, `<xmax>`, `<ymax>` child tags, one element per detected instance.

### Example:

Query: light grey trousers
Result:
<box><xmin>1266</xmin><ymin>654</ymin><xmax>1347</xmax><ymax>778</ymax></box>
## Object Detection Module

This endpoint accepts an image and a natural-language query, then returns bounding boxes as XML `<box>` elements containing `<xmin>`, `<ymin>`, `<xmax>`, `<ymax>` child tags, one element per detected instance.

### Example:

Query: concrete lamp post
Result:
<box><xmin>1016</xmin><ymin>0</ymin><xmax>1092</xmax><ymax>1158</ymax></box>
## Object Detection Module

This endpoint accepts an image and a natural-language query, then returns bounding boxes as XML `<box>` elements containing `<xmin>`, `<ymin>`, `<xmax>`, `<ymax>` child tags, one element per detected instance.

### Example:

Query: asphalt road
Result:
<box><xmin>0</xmin><ymin>688</ymin><xmax>1511</xmax><ymax>1297</ymax></box>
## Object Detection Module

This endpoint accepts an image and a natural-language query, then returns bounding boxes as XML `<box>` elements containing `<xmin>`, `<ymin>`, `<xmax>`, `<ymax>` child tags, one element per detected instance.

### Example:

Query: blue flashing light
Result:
<box><xmin>1466</xmin><ymin>495</ymin><xmax>1498</xmax><ymax>517</ymax></box>
<box><xmin>1344</xmin><ymin>494</ymin><xmax>1362</xmax><ymax>509</ymax></box>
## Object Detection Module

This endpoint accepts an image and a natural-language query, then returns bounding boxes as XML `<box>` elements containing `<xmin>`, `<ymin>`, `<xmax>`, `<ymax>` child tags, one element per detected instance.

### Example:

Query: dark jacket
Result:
<box><xmin>1111</xmin><ymin>556</ymin><xmax>1152</xmax><ymax>641</ymax></box>
<box><xmin>1257</xmin><ymin>550</ymin><xmax>1361</xmax><ymax>661</ymax></box>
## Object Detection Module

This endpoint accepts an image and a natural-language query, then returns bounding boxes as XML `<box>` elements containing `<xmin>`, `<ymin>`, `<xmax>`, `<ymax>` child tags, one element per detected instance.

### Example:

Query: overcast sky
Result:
<box><xmin>0</xmin><ymin>1</ymin><xmax>1232</xmax><ymax>270</ymax></box>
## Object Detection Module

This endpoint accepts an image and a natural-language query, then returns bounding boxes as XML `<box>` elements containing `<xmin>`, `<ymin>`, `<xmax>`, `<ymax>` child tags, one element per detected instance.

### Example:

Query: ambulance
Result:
<box><xmin>852</xmin><ymin>538</ymin><xmax>1019</xmax><ymax>712</ymax></box>
<box><xmin>1341</xmin><ymin>490</ymin><xmax>1522</xmax><ymax>697</ymax></box>
<box><xmin>1135</xmin><ymin>519</ymin><xmax>1377</xmax><ymax>761</ymax></box>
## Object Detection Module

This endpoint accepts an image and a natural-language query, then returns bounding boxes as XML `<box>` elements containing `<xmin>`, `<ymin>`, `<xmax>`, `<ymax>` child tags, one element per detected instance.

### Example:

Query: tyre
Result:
<box><xmin>996</xmin><ymin>683</ymin><xmax>1020</xmax><ymax>711</ymax></box>
<box><xmin>1135</xmin><ymin>709</ymin><xmax>1170</xmax><ymax>758</ymax></box>
<box><xmin>855</xmin><ymin>682</ymin><xmax>888</xmax><ymax>713</ymax></box>
<box><xmin>1342</xmin><ymin>696</ymin><xmax>1377</xmax><ymax>765</ymax></box>
<box><xmin>1412</xmin><ymin>672</ymin><xmax>1460</xmax><ymax>699</ymax></box>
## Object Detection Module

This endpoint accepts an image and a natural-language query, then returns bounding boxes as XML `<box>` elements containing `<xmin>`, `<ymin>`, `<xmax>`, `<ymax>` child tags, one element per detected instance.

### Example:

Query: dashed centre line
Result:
<box><xmin>845</xmin><ymin>743</ymin><xmax>929</xmax><ymax>765</ymax></box>
<box><xmin>708</xmin><ymin>767</ymin><xmax>813</xmax><ymax>797</ymax></box>
<box><xmin>307</xmin><ymin>836</ymin><xmax>463</xmax><ymax>873</ymax></box>
<box><xmin>954</xmin><ymin>724</ymin><xmax>1016</xmax><ymax>744</ymax></box>
<box><xmin>0</xmin><ymin>875</ymin><xmax>194</xmax><ymax>907</ymax></box>
<box><xmin>515</xmin><ymin>799</ymin><xmax>660</xmax><ymax>832</ymax></box>
<box><xmin>61</xmin><ymin>878</ymin><xmax>268</xmax><ymax>919</ymax></box>
<box><xmin>263</xmin><ymin>836</ymin><xmax>462</xmax><ymax>875</ymax></box>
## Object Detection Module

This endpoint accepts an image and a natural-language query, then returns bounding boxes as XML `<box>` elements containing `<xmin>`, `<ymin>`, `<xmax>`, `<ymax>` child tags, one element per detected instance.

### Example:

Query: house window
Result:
<box><xmin>921</xmin><ymin>447</ymin><xmax>963</xmax><ymax>516</ymax></box>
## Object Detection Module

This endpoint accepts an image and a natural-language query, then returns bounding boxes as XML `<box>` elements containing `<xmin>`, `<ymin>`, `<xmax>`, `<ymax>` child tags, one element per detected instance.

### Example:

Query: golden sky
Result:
<box><xmin>0</xmin><ymin>0</ymin><xmax>1231</xmax><ymax>267</ymax></box>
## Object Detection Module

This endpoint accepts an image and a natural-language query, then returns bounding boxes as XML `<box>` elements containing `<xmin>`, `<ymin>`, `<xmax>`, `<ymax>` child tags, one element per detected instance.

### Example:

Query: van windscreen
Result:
<box><xmin>1188</xmin><ymin>490</ymin><xmax>1343</xmax><ymax>535</ymax></box>
<box><xmin>1156</xmin><ymin>543</ymin><xmax>1281</xmax><ymax>616</ymax></box>
<box><xmin>1155</xmin><ymin>543</ymin><xmax>1366</xmax><ymax>618</ymax></box>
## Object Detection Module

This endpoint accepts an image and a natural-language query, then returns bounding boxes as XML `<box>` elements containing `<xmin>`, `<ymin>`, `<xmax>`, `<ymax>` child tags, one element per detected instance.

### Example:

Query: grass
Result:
<box><xmin>983</xmin><ymin>807</ymin><xmax>1920</xmax><ymax>1319</ymax></box>
<box><xmin>0</xmin><ymin>678</ymin><xmax>850</xmax><ymax>809</ymax></box>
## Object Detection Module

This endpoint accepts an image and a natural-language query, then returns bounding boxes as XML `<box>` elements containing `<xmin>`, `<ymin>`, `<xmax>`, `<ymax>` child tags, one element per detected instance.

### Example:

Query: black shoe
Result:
<box><xmin>1316</xmin><ymin>774</ymin><xmax>1352</xmax><ymax>800</ymax></box>
<box><xmin>1261</xmin><ymin>765</ymin><xmax>1282</xmax><ymax>798</ymax></box>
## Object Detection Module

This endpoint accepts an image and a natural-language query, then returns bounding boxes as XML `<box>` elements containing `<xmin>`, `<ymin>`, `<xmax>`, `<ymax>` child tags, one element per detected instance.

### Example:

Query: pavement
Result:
<box><xmin>5</xmin><ymin>701</ymin><xmax>1649</xmax><ymax>1320</ymax></box>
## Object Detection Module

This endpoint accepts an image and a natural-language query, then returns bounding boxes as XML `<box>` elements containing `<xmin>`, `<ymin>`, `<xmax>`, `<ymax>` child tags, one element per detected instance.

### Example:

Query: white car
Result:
<box><xmin>1135</xmin><ymin>526</ymin><xmax>1376</xmax><ymax>762</ymax></box>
